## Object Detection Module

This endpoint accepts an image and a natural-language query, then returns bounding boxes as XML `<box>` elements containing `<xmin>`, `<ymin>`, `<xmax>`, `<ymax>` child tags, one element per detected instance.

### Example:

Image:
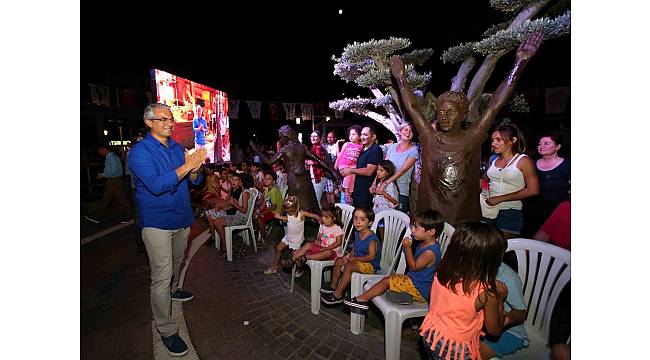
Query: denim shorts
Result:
<box><xmin>481</xmin><ymin>331</ymin><xmax>527</xmax><ymax>357</ymax></box>
<box><xmin>421</xmin><ymin>330</ymin><xmax>471</xmax><ymax>360</ymax></box>
<box><xmin>398</xmin><ymin>195</ymin><xmax>410</xmax><ymax>214</ymax></box>
<box><xmin>482</xmin><ymin>208</ymin><xmax>524</xmax><ymax>234</ymax></box>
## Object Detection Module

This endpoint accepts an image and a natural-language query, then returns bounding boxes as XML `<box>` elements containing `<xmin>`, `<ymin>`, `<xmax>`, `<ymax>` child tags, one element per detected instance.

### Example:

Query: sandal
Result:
<box><xmin>263</xmin><ymin>267</ymin><xmax>278</xmax><ymax>275</ymax></box>
<box><xmin>295</xmin><ymin>255</ymin><xmax>307</xmax><ymax>268</ymax></box>
<box><xmin>280</xmin><ymin>258</ymin><xmax>295</xmax><ymax>268</ymax></box>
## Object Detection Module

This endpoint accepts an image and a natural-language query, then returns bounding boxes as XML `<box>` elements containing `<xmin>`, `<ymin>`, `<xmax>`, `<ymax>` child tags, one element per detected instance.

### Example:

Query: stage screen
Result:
<box><xmin>150</xmin><ymin>69</ymin><xmax>230</xmax><ymax>163</ymax></box>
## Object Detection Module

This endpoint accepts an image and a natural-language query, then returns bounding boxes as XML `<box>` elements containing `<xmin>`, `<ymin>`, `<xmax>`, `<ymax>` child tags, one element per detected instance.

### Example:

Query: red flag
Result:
<box><xmin>119</xmin><ymin>88</ymin><xmax>137</xmax><ymax>108</ymax></box>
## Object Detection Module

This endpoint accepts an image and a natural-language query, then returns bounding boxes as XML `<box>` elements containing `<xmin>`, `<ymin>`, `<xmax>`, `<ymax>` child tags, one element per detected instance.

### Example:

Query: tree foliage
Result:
<box><xmin>329</xmin><ymin>0</ymin><xmax>570</xmax><ymax>139</ymax></box>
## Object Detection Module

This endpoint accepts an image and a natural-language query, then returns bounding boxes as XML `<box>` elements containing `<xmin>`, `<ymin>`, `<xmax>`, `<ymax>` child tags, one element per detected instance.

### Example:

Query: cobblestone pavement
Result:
<box><xmin>82</xmin><ymin>219</ymin><xmax>430</xmax><ymax>359</ymax></box>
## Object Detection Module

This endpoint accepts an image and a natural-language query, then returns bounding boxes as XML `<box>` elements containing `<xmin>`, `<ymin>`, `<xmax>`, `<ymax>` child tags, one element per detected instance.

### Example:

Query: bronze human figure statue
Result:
<box><xmin>250</xmin><ymin>125</ymin><xmax>340</xmax><ymax>212</ymax></box>
<box><xmin>389</xmin><ymin>33</ymin><xmax>543</xmax><ymax>225</ymax></box>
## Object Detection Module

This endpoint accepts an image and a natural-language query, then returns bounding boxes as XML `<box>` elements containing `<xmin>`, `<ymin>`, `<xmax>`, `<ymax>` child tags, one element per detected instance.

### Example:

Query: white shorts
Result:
<box><xmin>281</xmin><ymin>236</ymin><xmax>304</xmax><ymax>250</ymax></box>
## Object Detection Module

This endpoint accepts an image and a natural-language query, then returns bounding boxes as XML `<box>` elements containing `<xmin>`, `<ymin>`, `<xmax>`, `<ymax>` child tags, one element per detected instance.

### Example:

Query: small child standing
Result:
<box><xmin>264</xmin><ymin>196</ymin><xmax>319</xmax><ymax>275</ymax></box>
<box><xmin>321</xmin><ymin>207</ymin><xmax>381</xmax><ymax>305</ymax></box>
<box><xmin>371</xmin><ymin>159</ymin><xmax>400</xmax><ymax>240</ymax></box>
<box><xmin>419</xmin><ymin>222</ymin><xmax>509</xmax><ymax>360</ymax></box>
<box><xmin>344</xmin><ymin>210</ymin><xmax>443</xmax><ymax>310</ymax></box>
<box><xmin>334</xmin><ymin>125</ymin><xmax>363</xmax><ymax>204</ymax></box>
<box><xmin>282</xmin><ymin>205</ymin><xmax>344</xmax><ymax>274</ymax></box>
<box><xmin>371</xmin><ymin>160</ymin><xmax>399</xmax><ymax>214</ymax></box>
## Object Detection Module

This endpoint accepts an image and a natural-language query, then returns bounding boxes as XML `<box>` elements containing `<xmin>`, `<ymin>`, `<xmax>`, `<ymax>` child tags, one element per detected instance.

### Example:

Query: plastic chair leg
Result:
<box><xmin>350</xmin><ymin>276</ymin><xmax>366</xmax><ymax>334</ymax></box>
<box><xmin>290</xmin><ymin>264</ymin><xmax>296</xmax><ymax>293</ymax></box>
<box><xmin>384</xmin><ymin>311</ymin><xmax>403</xmax><ymax>360</ymax></box>
<box><xmin>226</xmin><ymin>229</ymin><xmax>233</xmax><ymax>261</ymax></box>
<box><xmin>251</xmin><ymin>226</ymin><xmax>258</xmax><ymax>253</ymax></box>
<box><xmin>214</xmin><ymin>230</ymin><xmax>220</xmax><ymax>250</ymax></box>
<box><xmin>310</xmin><ymin>267</ymin><xmax>323</xmax><ymax>315</ymax></box>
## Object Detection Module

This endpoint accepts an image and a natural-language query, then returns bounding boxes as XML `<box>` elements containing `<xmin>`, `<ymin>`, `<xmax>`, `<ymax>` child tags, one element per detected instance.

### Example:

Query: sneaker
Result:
<box><xmin>263</xmin><ymin>267</ymin><xmax>278</xmax><ymax>275</ymax></box>
<box><xmin>321</xmin><ymin>293</ymin><xmax>344</xmax><ymax>305</ymax></box>
<box><xmin>319</xmin><ymin>284</ymin><xmax>335</xmax><ymax>294</ymax></box>
<box><xmin>171</xmin><ymin>289</ymin><xmax>194</xmax><ymax>302</ymax></box>
<box><xmin>84</xmin><ymin>216</ymin><xmax>100</xmax><ymax>224</ymax></box>
<box><xmin>344</xmin><ymin>297</ymin><xmax>369</xmax><ymax>311</ymax></box>
<box><xmin>160</xmin><ymin>333</ymin><xmax>188</xmax><ymax>357</ymax></box>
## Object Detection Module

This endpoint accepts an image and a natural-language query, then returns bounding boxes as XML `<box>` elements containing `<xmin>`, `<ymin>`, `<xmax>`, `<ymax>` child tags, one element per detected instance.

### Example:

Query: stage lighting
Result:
<box><xmin>326</xmin><ymin>116</ymin><xmax>331</xmax><ymax>121</ymax></box>
<box><xmin>295</xmin><ymin>117</ymin><xmax>301</xmax><ymax>124</ymax></box>
<box><xmin>338</xmin><ymin>9</ymin><xmax>343</xmax><ymax>14</ymax></box>
<box><xmin>103</xmin><ymin>130</ymin><xmax>108</xmax><ymax>136</ymax></box>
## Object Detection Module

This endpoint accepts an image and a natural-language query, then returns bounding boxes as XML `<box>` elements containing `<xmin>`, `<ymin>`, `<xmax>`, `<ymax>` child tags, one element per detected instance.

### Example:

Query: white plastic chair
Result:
<box><xmin>214</xmin><ymin>188</ymin><xmax>258</xmax><ymax>261</ymax></box>
<box><xmin>304</xmin><ymin>203</ymin><xmax>355</xmax><ymax>314</ymax></box>
<box><xmin>365</xmin><ymin>222</ymin><xmax>455</xmax><ymax>360</ymax></box>
<box><xmin>349</xmin><ymin>209</ymin><xmax>410</xmax><ymax>334</ymax></box>
<box><xmin>499</xmin><ymin>238</ymin><xmax>571</xmax><ymax>359</ymax></box>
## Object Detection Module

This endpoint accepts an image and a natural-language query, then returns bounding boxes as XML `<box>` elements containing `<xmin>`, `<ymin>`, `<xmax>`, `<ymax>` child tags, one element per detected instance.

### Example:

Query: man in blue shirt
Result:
<box><xmin>128</xmin><ymin>103</ymin><xmax>207</xmax><ymax>357</ymax></box>
<box><xmin>84</xmin><ymin>144</ymin><xmax>133</xmax><ymax>223</ymax></box>
<box><xmin>192</xmin><ymin>104</ymin><xmax>209</xmax><ymax>150</ymax></box>
<box><xmin>340</xmin><ymin>126</ymin><xmax>383</xmax><ymax>208</ymax></box>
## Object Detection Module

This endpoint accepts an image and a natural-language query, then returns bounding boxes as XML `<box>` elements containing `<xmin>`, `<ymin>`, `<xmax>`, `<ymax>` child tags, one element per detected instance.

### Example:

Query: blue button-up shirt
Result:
<box><xmin>102</xmin><ymin>152</ymin><xmax>123</xmax><ymax>178</ymax></box>
<box><xmin>128</xmin><ymin>133</ymin><xmax>203</xmax><ymax>230</ymax></box>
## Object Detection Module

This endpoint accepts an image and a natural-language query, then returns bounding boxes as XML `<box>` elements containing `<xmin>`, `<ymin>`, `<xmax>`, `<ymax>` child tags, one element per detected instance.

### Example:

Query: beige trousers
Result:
<box><xmin>141</xmin><ymin>226</ymin><xmax>190</xmax><ymax>337</ymax></box>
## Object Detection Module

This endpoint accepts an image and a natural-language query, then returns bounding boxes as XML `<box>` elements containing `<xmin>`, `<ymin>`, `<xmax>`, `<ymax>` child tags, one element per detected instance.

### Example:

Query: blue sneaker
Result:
<box><xmin>171</xmin><ymin>289</ymin><xmax>194</xmax><ymax>302</ymax></box>
<box><xmin>161</xmin><ymin>333</ymin><xmax>188</xmax><ymax>357</ymax></box>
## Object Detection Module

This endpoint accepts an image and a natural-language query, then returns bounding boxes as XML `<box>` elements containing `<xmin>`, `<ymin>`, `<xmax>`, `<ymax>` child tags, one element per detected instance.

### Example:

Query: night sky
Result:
<box><xmin>82</xmin><ymin>2</ymin><xmax>570</xmax><ymax>104</ymax></box>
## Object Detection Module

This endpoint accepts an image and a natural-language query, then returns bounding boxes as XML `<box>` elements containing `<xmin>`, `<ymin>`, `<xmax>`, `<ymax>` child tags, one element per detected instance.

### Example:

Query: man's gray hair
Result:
<box><xmin>143</xmin><ymin>103</ymin><xmax>171</xmax><ymax>120</ymax></box>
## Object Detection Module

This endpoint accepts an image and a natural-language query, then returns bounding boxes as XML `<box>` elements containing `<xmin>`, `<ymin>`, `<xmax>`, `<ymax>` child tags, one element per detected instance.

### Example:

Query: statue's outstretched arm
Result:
<box><xmin>469</xmin><ymin>32</ymin><xmax>544</xmax><ymax>144</ymax></box>
<box><xmin>389</xmin><ymin>55</ymin><xmax>432</xmax><ymax>137</ymax></box>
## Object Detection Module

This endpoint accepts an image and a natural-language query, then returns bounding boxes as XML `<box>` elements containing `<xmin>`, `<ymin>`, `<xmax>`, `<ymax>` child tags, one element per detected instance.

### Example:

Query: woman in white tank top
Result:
<box><xmin>483</xmin><ymin>124</ymin><xmax>539</xmax><ymax>236</ymax></box>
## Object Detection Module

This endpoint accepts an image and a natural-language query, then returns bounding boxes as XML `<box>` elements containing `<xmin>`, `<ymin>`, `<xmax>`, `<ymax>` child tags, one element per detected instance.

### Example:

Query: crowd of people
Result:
<box><xmin>86</xmin><ymin>94</ymin><xmax>569</xmax><ymax>358</ymax></box>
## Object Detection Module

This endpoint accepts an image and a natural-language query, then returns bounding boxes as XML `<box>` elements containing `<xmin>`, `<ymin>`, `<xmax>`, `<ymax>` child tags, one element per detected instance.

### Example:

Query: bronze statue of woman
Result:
<box><xmin>389</xmin><ymin>32</ymin><xmax>544</xmax><ymax>225</ymax></box>
<box><xmin>250</xmin><ymin>126</ymin><xmax>340</xmax><ymax>212</ymax></box>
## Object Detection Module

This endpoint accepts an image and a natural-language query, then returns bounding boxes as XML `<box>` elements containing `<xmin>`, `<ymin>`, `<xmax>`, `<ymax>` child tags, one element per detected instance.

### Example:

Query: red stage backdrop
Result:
<box><xmin>150</xmin><ymin>69</ymin><xmax>230</xmax><ymax>163</ymax></box>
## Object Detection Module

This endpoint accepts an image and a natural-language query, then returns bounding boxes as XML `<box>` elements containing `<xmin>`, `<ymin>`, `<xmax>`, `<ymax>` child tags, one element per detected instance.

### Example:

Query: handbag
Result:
<box><xmin>479</xmin><ymin>193</ymin><xmax>499</xmax><ymax>219</ymax></box>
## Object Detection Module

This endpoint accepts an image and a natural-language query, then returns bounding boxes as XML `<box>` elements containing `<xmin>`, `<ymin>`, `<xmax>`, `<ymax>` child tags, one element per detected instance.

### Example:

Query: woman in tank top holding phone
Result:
<box><xmin>482</xmin><ymin>124</ymin><xmax>539</xmax><ymax>237</ymax></box>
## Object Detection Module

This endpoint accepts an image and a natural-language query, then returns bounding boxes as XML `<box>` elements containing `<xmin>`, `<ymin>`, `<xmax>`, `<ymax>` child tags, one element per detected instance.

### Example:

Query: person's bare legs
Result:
<box><xmin>214</xmin><ymin>218</ymin><xmax>227</xmax><ymax>253</ymax></box>
<box><xmin>479</xmin><ymin>342</ymin><xmax>497</xmax><ymax>360</ymax></box>
<box><xmin>270</xmin><ymin>241</ymin><xmax>288</xmax><ymax>270</ymax></box>
<box><xmin>290</xmin><ymin>243</ymin><xmax>311</xmax><ymax>262</ymax></box>
<box><xmin>356</xmin><ymin>276</ymin><xmax>390</xmax><ymax>302</ymax></box>
<box><xmin>333</xmin><ymin>262</ymin><xmax>361</xmax><ymax>299</ymax></box>
<box><xmin>305</xmin><ymin>250</ymin><xmax>335</xmax><ymax>261</ymax></box>
<box><xmin>329</xmin><ymin>257</ymin><xmax>346</xmax><ymax>289</ymax></box>
<box><xmin>551</xmin><ymin>344</ymin><xmax>571</xmax><ymax>360</ymax></box>
<box><xmin>207</xmin><ymin>216</ymin><xmax>216</xmax><ymax>241</ymax></box>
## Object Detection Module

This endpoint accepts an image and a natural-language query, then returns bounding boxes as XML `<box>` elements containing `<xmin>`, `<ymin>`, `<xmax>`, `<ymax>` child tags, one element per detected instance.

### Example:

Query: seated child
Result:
<box><xmin>264</xmin><ymin>196</ymin><xmax>319</xmax><ymax>275</ymax></box>
<box><xmin>420</xmin><ymin>222</ymin><xmax>509</xmax><ymax>360</ymax></box>
<box><xmin>255</xmin><ymin>170</ymin><xmax>284</xmax><ymax>241</ymax></box>
<box><xmin>320</xmin><ymin>207</ymin><xmax>381</xmax><ymax>305</ymax></box>
<box><xmin>480</xmin><ymin>262</ymin><xmax>529</xmax><ymax>359</ymax></box>
<box><xmin>281</xmin><ymin>205</ymin><xmax>344</xmax><ymax>277</ymax></box>
<box><xmin>344</xmin><ymin>210</ymin><xmax>443</xmax><ymax>310</ymax></box>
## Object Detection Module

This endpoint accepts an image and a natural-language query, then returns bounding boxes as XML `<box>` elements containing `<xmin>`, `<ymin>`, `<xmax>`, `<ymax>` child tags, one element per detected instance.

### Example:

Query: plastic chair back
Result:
<box><xmin>507</xmin><ymin>238</ymin><xmax>571</xmax><ymax>345</ymax></box>
<box><xmin>335</xmin><ymin>203</ymin><xmax>355</xmax><ymax>255</ymax></box>
<box><xmin>438</xmin><ymin>222</ymin><xmax>456</xmax><ymax>256</ymax></box>
<box><xmin>243</xmin><ymin>188</ymin><xmax>258</xmax><ymax>226</ymax></box>
<box><xmin>371</xmin><ymin>210</ymin><xmax>410</xmax><ymax>275</ymax></box>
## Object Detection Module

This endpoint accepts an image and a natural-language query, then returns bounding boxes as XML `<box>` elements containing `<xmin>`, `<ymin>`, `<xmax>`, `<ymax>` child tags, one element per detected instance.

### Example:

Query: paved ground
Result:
<box><xmin>81</xmin><ymin>217</ymin><xmax>431</xmax><ymax>360</ymax></box>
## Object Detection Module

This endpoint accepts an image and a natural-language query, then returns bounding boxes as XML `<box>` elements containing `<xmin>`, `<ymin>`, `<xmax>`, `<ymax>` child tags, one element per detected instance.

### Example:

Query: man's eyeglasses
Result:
<box><xmin>149</xmin><ymin>117</ymin><xmax>176</xmax><ymax>124</ymax></box>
